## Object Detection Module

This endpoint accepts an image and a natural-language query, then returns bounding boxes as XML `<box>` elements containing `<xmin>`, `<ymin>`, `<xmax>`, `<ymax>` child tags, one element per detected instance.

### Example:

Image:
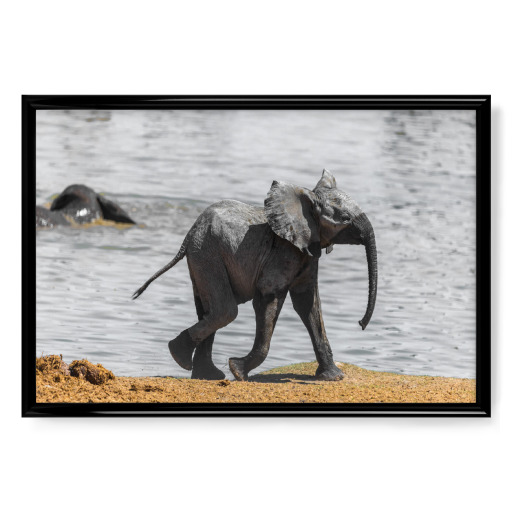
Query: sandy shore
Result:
<box><xmin>36</xmin><ymin>355</ymin><xmax>476</xmax><ymax>404</ymax></box>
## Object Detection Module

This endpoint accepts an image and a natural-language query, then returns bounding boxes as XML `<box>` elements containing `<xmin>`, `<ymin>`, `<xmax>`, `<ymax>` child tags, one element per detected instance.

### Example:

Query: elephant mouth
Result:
<box><xmin>331</xmin><ymin>223</ymin><xmax>363</xmax><ymax>245</ymax></box>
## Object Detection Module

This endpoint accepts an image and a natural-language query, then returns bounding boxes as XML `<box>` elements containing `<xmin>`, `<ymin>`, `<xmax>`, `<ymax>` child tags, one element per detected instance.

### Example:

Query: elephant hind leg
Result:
<box><xmin>168</xmin><ymin>331</ymin><xmax>196</xmax><ymax>370</ymax></box>
<box><xmin>169</xmin><ymin>259</ymin><xmax>238</xmax><ymax>372</ymax></box>
<box><xmin>191</xmin><ymin>292</ymin><xmax>225</xmax><ymax>380</ymax></box>
<box><xmin>229</xmin><ymin>289</ymin><xmax>287</xmax><ymax>381</ymax></box>
<box><xmin>191</xmin><ymin>335</ymin><xmax>225</xmax><ymax>380</ymax></box>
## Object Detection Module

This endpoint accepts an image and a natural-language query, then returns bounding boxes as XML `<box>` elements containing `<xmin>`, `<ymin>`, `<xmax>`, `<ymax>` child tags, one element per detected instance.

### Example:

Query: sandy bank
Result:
<box><xmin>36</xmin><ymin>356</ymin><xmax>476</xmax><ymax>404</ymax></box>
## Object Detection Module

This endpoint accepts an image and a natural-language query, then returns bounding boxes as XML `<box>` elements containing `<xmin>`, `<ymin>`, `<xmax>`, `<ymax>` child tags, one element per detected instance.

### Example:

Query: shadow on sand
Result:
<box><xmin>248</xmin><ymin>372</ymin><xmax>321</xmax><ymax>384</ymax></box>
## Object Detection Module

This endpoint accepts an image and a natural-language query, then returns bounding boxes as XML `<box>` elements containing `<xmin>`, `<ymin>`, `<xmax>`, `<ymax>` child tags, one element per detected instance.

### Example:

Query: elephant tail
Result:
<box><xmin>132</xmin><ymin>241</ymin><xmax>187</xmax><ymax>300</ymax></box>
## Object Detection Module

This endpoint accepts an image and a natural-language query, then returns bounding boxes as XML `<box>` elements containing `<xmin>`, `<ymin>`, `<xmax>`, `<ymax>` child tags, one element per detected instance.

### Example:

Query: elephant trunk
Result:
<box><xmin>357</xmin><ymin>214</ymin><xmax>378</xmax><ymax>330</ymax></box>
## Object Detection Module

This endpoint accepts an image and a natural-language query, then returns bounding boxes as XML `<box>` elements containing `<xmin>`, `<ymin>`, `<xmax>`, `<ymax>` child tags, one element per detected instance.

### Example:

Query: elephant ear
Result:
<box><xmin>264</xmin><ymin>181</ymin><xmax>321</xmax><ymax>257</ymax></box>
<box><xmin>314</xmin><ymin>168</ymin><xmax>337</xmax><ymax>192</ymax></box>
<box><xmin>51</xmin><ymin>185</ymin><xmax>96</xmax><ymax>212</ymax></box>
<box><xmin>50</xmin><ymin>190</ymin><xmax>79</xmax><ymax>211</ymax></box>
<box><xmin>97</xmin><ymin>195</ymin><xmax>136</xmax><ymax>224</ymax></box>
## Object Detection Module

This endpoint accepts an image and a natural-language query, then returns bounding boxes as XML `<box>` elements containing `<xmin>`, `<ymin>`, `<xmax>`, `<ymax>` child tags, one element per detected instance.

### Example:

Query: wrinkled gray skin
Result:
<box><xmin>36</xmin><ymin>184</ymin><xmax>136</xmax><ymax>228</ymax></box>
<box><xmin>133</xmin><ymin>170</ymin><xmax>378</xmax><ymax>381</ymax></box>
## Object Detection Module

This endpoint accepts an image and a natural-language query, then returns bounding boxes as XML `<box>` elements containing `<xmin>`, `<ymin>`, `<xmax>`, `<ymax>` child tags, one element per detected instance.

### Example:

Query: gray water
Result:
<box><xmin>36</xmin><ymin>109</ymin><xmax>476</xmax><ymax>378</ymax></box>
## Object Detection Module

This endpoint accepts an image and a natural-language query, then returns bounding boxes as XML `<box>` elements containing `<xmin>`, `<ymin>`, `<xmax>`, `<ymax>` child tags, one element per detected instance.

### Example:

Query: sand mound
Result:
<box><xmin>37</xmin><ymin>355</ymin><xmax>114</xmax><ymax>385</ymax></box>
<box><xmin>69</xmin><ymin>359</ymin><xmax>115</xmax><ymax>385</ymax></box>
<box><xmin>36</xmin><ymin>355</ymin><xmax>70</xmax><ymax>381</ymax></box>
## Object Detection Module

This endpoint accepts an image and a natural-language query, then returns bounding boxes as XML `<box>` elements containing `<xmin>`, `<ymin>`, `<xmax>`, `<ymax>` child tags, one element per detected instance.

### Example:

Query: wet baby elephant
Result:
<box><xmin>133</xmin><ymin>170</ymin><xmax>378</xmax><ymax>381</ymax></box>
<box><xmin>36</xmin><ymin>184</ymin><xmax>136</xmax><ymax>228</ymax></box>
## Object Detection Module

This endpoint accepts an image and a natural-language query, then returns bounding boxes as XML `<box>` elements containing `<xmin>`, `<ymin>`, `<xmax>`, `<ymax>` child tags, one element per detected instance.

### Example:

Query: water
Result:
<box><xmin>36</xmin><ymin>109</ymin><xmax>476</xmax><ymax>378</ymax></box>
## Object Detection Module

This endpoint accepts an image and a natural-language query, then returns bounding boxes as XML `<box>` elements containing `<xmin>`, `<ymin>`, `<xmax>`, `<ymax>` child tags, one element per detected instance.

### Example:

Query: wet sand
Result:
<box><xmin>36</xmin><ymin>356</ymin><xmax>476</xmax><ymax>403</ymax></box>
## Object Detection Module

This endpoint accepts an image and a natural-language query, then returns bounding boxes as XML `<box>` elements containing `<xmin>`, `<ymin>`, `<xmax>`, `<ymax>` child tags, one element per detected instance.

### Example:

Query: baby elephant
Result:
<box><xmin>133</xmin><ymin>170</ymin><xmax>377</xmax><ymax>381</ymax></box>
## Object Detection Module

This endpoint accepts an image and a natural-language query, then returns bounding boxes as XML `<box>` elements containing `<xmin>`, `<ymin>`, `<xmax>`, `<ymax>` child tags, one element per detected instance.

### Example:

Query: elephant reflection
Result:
<box><xmin>36</xmin><ymin>184</ymin><xmax>136</xmax><ymax>228</ymax></box>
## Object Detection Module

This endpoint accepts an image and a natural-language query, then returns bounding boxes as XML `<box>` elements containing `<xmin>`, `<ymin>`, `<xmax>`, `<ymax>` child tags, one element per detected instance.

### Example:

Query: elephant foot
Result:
<box><xmin>191</xmin><ymin>364</ymin><xmax>226</xmax><ymax>380</ymax></box>
<box><xmin>315</xmin><ymin>364</ymin><xmax>344</xmax><ymax>381</ymax></box>
<box><xmin>228</xmin><ymin>358</ymin><xmax>249</xmax><ymax>381</ymax></box>
<box><xmin>168</xmin><ymin>330</ymin><xmax>196</xmax><ymax>371</ymax></box>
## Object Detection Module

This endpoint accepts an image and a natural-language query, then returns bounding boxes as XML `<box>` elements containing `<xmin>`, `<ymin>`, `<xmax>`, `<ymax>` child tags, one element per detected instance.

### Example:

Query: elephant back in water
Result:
<box><xmin>36</xmin><ymin>184</ymin><xmax>136</xmax><ymax>228</ymax></box>
<box><xmin>36</xmin><ymin>205</ymin><xmax>71</xmax><ymax>228</ymax></box>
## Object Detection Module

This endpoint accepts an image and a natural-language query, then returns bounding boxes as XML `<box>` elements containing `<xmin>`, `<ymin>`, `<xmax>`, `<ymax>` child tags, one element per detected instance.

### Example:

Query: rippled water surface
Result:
<box><xmin>36</xmin><ymin>109</ymin><xmax>476</xmax><ymax>378</ymax></box>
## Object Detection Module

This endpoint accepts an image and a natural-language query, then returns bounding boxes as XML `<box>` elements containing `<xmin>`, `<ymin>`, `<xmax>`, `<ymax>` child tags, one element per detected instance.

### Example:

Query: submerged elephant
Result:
<box><xmin>36</xmin><ymin>184</ymin><xmax>136</xmax><ymax>228</ymax></box>
<box><xmin>133</xmin><ymin>170</ymin><xmax>378</xmax><ymax>381</ymax></box>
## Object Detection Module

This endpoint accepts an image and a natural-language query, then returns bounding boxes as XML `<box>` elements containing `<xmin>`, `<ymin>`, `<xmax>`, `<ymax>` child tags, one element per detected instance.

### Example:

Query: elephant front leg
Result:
<box><xmin>289</xmin><ymin>283</ymin><xmax>344</xmax><ymax>381</ymax></box>
<box><xmin>229</xmin><ymin>290</ymin><xmax>287</xmax><ymax>381</ymax></box>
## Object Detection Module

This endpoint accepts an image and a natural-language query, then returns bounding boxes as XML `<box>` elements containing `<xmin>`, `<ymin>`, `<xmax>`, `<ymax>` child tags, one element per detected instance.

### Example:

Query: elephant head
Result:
<box><xmin>264</xmin><ymin>169</ymin><xmax>377</xmax><ymax>330</ymax></box>
<box><xmin>50</xmin><ymin>184</ymin><xmax>136</xmax><ymax>225</ymax></box>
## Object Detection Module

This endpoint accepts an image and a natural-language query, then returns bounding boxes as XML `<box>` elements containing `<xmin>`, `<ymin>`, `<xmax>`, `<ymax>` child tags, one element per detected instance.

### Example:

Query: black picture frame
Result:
<box><xmin>22</xmin><ymin>95</ymin><xmax>491</xmax><ymax>417</ymax></box>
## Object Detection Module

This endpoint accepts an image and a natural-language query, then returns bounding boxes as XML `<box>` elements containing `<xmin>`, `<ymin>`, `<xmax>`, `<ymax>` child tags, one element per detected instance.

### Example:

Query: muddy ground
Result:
<box><xmin>36</xmin><ymin>355</ymin><xmax>476</xmax><ymax>404</ymax></box>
